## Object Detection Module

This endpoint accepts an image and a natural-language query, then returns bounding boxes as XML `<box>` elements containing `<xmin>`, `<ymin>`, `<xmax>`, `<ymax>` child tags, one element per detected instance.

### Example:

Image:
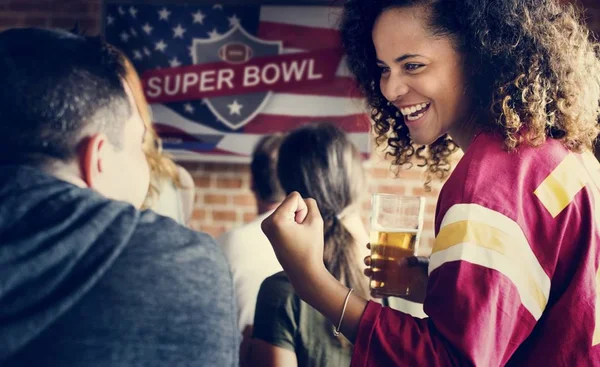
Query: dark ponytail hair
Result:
<box><xmin>277</xmin><ymin>123</ymin><xmax>369</xmax><ymax>299</ymax></box>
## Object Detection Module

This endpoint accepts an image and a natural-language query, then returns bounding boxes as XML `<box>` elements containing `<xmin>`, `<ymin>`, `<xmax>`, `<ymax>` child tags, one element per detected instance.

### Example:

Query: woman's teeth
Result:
<box><xmin>400</xmin><ymin>103</ymin><xmax>429</xmax><ymax>121</ymax></box>
<box><xmin>406</xmin><ymin>111</ymin><xmax>425</xmax><ymax>121</ymax></box>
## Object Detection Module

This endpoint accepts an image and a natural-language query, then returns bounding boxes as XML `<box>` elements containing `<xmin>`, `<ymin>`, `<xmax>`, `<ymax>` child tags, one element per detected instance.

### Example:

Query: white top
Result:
<box><xmin>218</xmin><ymin>211</ymin><xmax>283</xmax><ymax>333</ymax></box>
<box><xmin>151</xmin><ymin>179</ymin><xmax>184</xmax><ymax>223</ymax></box>
<box><xmin>150</xmin><ymin>166</ymin><xmax>195</xmax><ymax>226</ymax></box>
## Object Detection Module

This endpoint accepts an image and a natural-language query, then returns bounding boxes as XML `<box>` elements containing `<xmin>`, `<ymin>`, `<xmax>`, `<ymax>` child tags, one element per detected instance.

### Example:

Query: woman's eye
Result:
<box><xmin>378</xmin><ymin>65</ymin><xmax>390</xmax><ymax>75</ymax></box>
<box><xmin>405</xmin><ymin>63</ymin><xmax>424</xmax><ymax>71</ymax></box>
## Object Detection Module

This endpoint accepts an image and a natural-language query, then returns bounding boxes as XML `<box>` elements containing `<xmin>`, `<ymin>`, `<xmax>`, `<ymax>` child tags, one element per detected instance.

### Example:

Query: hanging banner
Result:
<box><xmin>103</xmin><ymin>3</ymin><xmax>369</xmax><ymax>162</ymax></box>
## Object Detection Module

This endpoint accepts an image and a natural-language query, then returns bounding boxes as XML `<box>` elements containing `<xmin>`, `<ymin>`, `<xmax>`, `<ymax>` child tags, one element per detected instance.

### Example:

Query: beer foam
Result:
<box><xmin>370</xmin><ymin>225</ymin><xmax>420</xmax><ymax>233</ymax></box>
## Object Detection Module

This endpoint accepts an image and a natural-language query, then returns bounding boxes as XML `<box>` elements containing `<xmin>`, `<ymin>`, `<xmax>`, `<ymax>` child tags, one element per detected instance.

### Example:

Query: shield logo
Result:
<box><xmin>192</xmin><ymin>25</ymin><xmax>282</xmax><ymax>130</ymax></box>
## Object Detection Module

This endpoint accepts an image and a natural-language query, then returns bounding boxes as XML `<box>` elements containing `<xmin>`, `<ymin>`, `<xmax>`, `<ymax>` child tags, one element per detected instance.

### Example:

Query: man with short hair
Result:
<box><xmin>0</xmin><ymin>28</ymin><xmax>238</xmax><ymax>366</ymax></box>
<box><xmin>218</xmin><ymin>134</ymin><xmax>285</xmax><ymax>356</ymax></box>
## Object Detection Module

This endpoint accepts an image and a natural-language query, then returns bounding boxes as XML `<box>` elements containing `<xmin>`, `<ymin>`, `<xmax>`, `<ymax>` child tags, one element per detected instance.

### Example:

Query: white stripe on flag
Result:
<box><xmin>216</xmin><ymin>132</ymin><xmax>369</xmax><ymax>156</ymax></box>
<box><xmin>262</xmin><ymin>94</ymin><xmax>366</xmax><ymax>116</ymax></box>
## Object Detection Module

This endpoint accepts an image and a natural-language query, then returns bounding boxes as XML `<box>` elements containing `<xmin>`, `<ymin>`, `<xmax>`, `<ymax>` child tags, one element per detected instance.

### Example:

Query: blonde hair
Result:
<box><xmin>118</xmin><ymin>53</ymin><xmax>185</xmax><ymax>209</ymax></box>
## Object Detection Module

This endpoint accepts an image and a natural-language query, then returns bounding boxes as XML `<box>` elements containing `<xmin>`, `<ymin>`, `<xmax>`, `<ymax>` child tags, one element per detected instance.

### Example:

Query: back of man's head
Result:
<box><xmin>250</xmin><ymin>134</ymin><xmax>285</xmax><ymax>207</ymax></box>
<box><xmin>0</xmin><ymin>28</ymin><xmax>131</xmax><ymax>166</ymax></box>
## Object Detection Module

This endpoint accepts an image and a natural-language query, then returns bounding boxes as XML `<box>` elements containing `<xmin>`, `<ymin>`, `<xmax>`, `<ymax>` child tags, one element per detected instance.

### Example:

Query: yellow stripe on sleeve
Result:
<box><xmin>431</xmin><ymin>204</ymin><xmax>551</xmax><ymax>321</ymax></box>
<box><xmin>534</xmin><ymin>154</ymin><xmax>588</xmax><ymax>218</ymax></box>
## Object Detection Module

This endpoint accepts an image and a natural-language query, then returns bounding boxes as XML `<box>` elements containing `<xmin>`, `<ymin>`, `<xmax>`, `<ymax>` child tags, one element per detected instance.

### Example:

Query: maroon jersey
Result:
<box><xmin>352</xmin><ymin>132</ymin><xmax>600</xmax><ymax>366</ymax></box>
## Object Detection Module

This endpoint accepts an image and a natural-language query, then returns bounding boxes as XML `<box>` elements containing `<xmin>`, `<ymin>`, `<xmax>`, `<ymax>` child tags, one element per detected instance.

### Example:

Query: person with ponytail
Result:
<box><xmin>250</xmin><ymin>123</ymin><xmax>369</xmax><ymax>367</ymax></box>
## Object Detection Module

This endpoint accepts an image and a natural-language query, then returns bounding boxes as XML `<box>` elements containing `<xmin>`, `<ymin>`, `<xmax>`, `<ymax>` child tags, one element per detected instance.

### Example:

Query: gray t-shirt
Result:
<box><xmin>253</xmin><ymin>272</ymin><xmax>353</xmax><ymax>367</ymax></box>
<box><xmin>0</xmin><ymin>166</ymin><xmax>239</xmax><ymax>366</ymax></box>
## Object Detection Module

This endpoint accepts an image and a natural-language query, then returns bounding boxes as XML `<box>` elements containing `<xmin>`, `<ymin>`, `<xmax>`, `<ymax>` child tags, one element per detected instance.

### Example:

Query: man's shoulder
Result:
<box><xmin>137</xmin><ymin>210</ymin><xmax>216</xmax><ymax>244</ymax></box>
<box><xmin>111</xmin><ymin>210</ymin><xmax>234</xmax><ymax>310</ymax></box>
<box><xmin>129</xmin><ymin>210</ymin><xmax>226</xmax><ymax>267</ymax></box>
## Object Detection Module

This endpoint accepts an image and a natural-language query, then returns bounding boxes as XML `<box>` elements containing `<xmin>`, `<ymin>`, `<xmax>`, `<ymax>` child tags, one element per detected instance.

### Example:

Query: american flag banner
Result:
<box><xmin>103</xmin><ymin>2</ymin><xmax>370</xmax><ymax>162</ymax></box>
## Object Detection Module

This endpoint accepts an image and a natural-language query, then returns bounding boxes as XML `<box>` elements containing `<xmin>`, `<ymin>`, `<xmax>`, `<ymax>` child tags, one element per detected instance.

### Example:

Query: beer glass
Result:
<box><xmin>369</xmin><ymin>193</ymin><xmax>425</xmax><ymax>297</ymax></box>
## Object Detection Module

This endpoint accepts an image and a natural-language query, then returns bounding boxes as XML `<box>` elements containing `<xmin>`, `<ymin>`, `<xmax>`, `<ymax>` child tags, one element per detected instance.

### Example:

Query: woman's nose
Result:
<box><xmin>381</xmin><ymin>73</ymin><xmax>410</xmax><ymax>103</ymax></box>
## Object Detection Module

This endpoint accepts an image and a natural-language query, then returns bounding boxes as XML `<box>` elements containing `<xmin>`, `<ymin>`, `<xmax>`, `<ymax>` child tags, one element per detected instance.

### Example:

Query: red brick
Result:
<box><xmin>426</xmin><ymin>203</ymin><xmax>437</xmax><ymax>215</ymax></box>
<box><xmin>201</xmin><ymin>163</ymin><xmax>221</xmax><ymax>172</ymax></box>
<box><xmin>204</xmin><ymin>193</ymin><xmax>227</xmax><ymax>205</ymax></box>
<box><xmin>422</xmin><ymin>220</ymin><xmax>435</xmax><ymax>232</ymax></box>
<box><xmin>202</xmin><ymin>225</ymin><xmax>227</xmax><ymax>238</ymax></box>
<box><xmin>368</xmin><ymin>167</ymin><xmax>393</xmax><ymax>179</ymax></box>
<box><xmin>203</xmin><ymin>162</ymin><xmax>249</xmax><ymax>174</ymax></box>
<box><xmin>192</xmin><ymin>209</ymin><xmax>207</xmax><ymax>221</ymax></box>
<box><xmin>373</xmin><ymin>185</ymin><xmax>405</xmax><ymax>195</ymax></box>
<box><xmin>216</xmin><ymin>177</ymin><xmax>243</xmax><ymax>189</ymax></box>
<box><xmin>188</xmin><ymin>220</ymin><xmax>202</xmax><ymax>232</ymax></box>
<box><xmin>397</xmin><ymin>169</ymin><xmax>425</xmax><ymax>180</ymax></box>
<box><xmin>361</xmin><ymin>200</ymin><xmax>371</xmax><ymax>213</ymax></box>
<box><xmin>233</xmin><ymin>194</ymin><xmax>255</xmax><ymax>207</ymax></box>
<box><xmin>412</xmin><ymin>186</ymin><xmax>441</xmax><ymax>198</ymax></box>
<box><xmin>243</xmin><ymin>212</ymin><xmax>257</xmax><ymax>223</ymax></box>
<box><xmin>193</xmin><ymin>176</ymin><xmax>211</xmax><ymax>188</ymax></box>
<box><xmin>213</xmin><ymin>210</ymin><xmax>237</xmax><ymax>222</ymax></box>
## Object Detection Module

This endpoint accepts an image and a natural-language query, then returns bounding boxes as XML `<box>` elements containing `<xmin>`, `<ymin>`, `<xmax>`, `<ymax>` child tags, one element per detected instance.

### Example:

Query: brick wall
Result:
<box><xmin>181</xmin><ymin>156</ymin><xmax>444</xmax><ymax>254</ymax></box>
<box><xmin>2</xmin><ymin>0</ymin><xmax>599</xmax><ymax>253</ymax></box>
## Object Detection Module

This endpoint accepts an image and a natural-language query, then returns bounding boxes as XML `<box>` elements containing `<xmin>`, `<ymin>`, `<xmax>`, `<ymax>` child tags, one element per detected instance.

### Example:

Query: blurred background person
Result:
<box><xmin>218</xmin><ymin>134</ymin><xmax>286</xmax><ymax>363</ymax></box>
<box><xmin>119</xmin><ymin>54</ymin><xmax>196</xmax><ymax>226</ymax></box>
<box><xmin>250</xmin><ymin>123</ymin><xmax>369</xmax><ymax>367</ymax></box>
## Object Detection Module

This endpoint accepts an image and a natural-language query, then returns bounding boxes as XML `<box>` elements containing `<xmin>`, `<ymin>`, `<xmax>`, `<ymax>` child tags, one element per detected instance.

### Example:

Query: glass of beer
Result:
<box><xmin>369</xmin><ymin>193</ymin><xmax>425</xmax><ymax>297</ymax></box>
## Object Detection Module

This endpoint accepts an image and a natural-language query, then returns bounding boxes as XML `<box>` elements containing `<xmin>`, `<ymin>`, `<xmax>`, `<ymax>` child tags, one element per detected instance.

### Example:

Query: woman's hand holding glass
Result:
<box><xmin>366</xmin><ymin>194</ymin><xmax>429</xmax><ymax>303</ymax></box>
<box><xmin>363</xmin><ymin>247</ymin><xmax>430</xmax><ymax>304</ymax></box>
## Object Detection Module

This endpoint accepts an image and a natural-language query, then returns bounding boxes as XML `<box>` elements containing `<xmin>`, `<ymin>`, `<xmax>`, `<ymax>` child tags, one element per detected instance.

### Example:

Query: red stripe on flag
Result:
<box><xmin>288</xmin><ymin>77</ymin><xmax>363</xmax><ymax>98</ymax></box>
<box><xmin>258</xmin><ymin>22</ymin><xmax>340</xmax><ymax>51</ymax></box>
<box><xmin>243</xmin><ymin>113</ymin><xmax>371</xmax><ymax>134</ymax></box>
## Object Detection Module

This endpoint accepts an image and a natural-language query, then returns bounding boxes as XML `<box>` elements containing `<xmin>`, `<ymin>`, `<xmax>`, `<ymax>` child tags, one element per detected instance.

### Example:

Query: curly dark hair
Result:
<box><xmin>340</xmin><ymin>0</ymin><xmax>600</xmax><ymax>184</ymax></box>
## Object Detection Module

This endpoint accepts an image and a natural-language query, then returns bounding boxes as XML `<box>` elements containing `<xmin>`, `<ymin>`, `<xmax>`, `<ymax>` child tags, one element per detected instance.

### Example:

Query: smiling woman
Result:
<box><xmin>372</xmin><ymin>6</ymin><xmax>472</xmax><ymax>149</ymax></box>
<box><xmin>258</xmin><ymin>0</ymin><xmax>600</xmax><ymax>366</ymax></box>
<box><xmin>343</xmin><ymin>0</ymin><xmax>600</xmax><ymax>188</ymax></box>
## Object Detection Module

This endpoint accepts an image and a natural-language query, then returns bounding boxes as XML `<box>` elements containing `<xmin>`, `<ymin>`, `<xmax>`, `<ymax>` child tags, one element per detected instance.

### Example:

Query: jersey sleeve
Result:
<box><xmin>351</xmin><ymin>203</ymin><xmax>551</xmax><ymax>366</ymax></box>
